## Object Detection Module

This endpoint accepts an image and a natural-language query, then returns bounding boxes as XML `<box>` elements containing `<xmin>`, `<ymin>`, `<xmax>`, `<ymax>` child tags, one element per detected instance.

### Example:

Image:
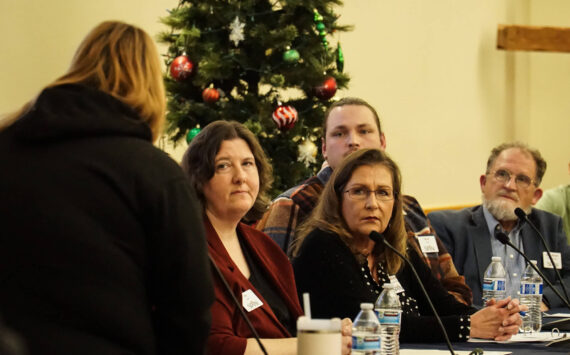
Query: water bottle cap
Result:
<box><xmin>491</xmin><ymin>256</ymin><xmax>502</xmax><ymax>262</ymax></box>
<box><xmin>360</xmin><ymin>303</ymin><xmax>374</xmax><ymax>310</ymax></box>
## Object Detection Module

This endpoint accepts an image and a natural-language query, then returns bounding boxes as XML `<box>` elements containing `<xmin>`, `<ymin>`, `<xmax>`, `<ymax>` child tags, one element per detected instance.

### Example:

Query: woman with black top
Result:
<box><xmin>292</xmin><ymin>148</ymin><xmax>524</xmax><ymax>342</ymax></box>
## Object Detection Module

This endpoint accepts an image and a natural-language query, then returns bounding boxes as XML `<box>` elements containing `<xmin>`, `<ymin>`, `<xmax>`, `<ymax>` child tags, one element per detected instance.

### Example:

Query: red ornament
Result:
<box><xmin>272</xmin><ymin>105</ymin><xmax>298</xmax><ymax>131</ymax></box>
<box><xmin>202</xmin><ymin>87</ymin><xmax>220</xmax><ymax>103</ymax></box>
<box><xmin>170</xmin><ymin>55</ymin><xmax>194</xmax><ymax>81</ymax></box>
<box><xmin>314</xmin><ymin>76</ymin><xmax>337</xmax><ymax>100</ymax></box>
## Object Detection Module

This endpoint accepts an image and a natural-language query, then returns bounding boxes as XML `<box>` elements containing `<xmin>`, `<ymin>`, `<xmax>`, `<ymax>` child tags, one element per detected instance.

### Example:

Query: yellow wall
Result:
<box><xmin>1</xmin><ymin>0</ymin><xmax>568</xmax><ymax>208</ymax></box>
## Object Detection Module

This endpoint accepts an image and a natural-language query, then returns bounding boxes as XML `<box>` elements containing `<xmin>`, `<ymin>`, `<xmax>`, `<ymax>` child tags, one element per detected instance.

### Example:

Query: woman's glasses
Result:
<box><xmin>344</xmin><ymin>186</ymin><xmax>394</xmax><ymax>201</ymax></box>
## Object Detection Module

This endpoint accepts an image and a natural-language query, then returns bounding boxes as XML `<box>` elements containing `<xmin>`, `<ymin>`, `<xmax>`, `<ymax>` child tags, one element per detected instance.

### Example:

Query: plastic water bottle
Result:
<box><xmin>519</xmin><ymin>260</ymin><xmax>543</xmax><ymax>333</ymax></box>
<box><xmin>375</xmin><ymin>283</ymin><xmax>401</xmax><ymax>355</ymax></box>
<box><xmin>352</xmin><ymin>303</ymin><xmax>381</xmax><ymax>355</ymax></box>
<box><xmin>482</xmin><ymin>256</ymin><xmax>507</xmax><ymax>303</ymax></box>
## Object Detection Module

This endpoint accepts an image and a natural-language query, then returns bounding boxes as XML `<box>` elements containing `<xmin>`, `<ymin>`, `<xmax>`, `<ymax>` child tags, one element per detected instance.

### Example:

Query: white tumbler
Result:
<box><xmin>297</xmin><ymin>316</ymin><xmax>342</xmax><ymax>355</ymax></box>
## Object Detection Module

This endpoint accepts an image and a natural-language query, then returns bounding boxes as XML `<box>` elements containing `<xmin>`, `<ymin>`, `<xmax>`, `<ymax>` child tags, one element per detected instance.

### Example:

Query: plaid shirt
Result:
<box><xmin>256</xmin><ymin>167</ymin><xmax>473</xmax><ymax>305</ymax></box>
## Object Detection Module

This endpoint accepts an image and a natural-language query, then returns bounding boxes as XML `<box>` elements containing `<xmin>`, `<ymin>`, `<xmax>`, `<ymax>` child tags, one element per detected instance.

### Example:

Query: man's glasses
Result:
<box><xmin>488</xmin><ymin>169</ymin><xmax>536</xmax><ymax>189</ymax></box>
<box><xmin>344</xmin><ymin>186</ymin><xmax>395</xmax><ymax>201</ymax></box>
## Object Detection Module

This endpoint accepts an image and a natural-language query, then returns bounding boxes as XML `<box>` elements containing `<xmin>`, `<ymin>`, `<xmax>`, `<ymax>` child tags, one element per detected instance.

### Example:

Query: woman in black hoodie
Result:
<box><xmin>0</xmin><ymin>21</ymin><xmax>213</xmax><ymax>355</ymax></box>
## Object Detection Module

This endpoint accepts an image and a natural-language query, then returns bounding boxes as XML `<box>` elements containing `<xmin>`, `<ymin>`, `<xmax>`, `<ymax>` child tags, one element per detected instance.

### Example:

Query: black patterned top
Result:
<box><xmin>293</xmin><ymin>228</ymin><xmax>476</xmax><ymax>343</ymax></box>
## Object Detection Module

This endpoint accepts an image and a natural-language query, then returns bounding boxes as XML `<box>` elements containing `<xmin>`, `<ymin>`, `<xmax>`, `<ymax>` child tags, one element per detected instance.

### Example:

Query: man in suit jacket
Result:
<box><xmin>429</xmin><ymin>142</ymin><xmax>570</xmax><ymax>308</ymax></box>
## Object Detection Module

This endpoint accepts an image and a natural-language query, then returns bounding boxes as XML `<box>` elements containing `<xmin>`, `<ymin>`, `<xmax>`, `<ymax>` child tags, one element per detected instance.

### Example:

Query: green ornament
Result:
<box><xmin>336</xmin><ymin>43</ymin><xmax>344</xmax><ymax>73</ymax></box>
<box><xmin>283</xmin><ymin>49</ymin><xmax>300</xmax><ymax>63</ymax></box>
<box><xmin>313</xmin><ymin>9</ymin><xmax>324</xmax><ymax>22</ymax></box>
<box><xmin>313</xmin><ymin>9</ymin><xmax>328</xmax><ymax>51</ymax></box>
<box><xmin>186</xmin><ymin>127</ymin><xmax>201</xmax><ymax>143</ymax></box>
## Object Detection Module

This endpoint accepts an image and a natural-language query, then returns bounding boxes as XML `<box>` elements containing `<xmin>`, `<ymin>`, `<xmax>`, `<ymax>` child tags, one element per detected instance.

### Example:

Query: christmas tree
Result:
<box><xmin>159</xmin><ymin>0</ymin><xmax>351</xmax><ymax>196</ymax></box>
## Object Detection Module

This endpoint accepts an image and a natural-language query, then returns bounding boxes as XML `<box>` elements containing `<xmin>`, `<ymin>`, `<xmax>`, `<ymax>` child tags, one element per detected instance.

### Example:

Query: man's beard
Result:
<box><xmin>482</xmin><ymin>193</ymin><xmax>520</xmax><ymax>221</ymax></box>
<box><xmin>483</xmin><ymin>197</ymin><xmax>517</xmax><ymax>221</ymax></box>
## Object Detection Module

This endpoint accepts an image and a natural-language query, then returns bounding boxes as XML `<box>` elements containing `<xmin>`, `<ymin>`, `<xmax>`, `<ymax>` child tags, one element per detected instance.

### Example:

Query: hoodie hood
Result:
<box><xmin>10</xmin><ymin>84</ymin><xmax>152</xmax><ymax>144</ymax></box>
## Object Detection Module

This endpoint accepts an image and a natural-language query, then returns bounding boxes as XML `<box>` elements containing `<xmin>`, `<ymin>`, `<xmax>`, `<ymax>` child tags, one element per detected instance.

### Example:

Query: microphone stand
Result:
<box><xmin>515</xmin><ymin>207</ymin><xmax>570</xmax><ymax>305</ymax></box>
<box><xmin>369</xmin><ymin>231</ymin><xmax>456</xmax><ymax>355</ymax></box>
<box><xmin>495</xmin><ymin>231</ymin><xmax>570</xmax><ymax>347</ymax></box>
<box><xmin>494</xmin><ymin>231</ymin><xmax>570</xmax><ymax>310</ymax></box>
<box><xmin>208</xmin><ymin>254</ymin><xmax>269</xmax><ymax>355</ymax></box>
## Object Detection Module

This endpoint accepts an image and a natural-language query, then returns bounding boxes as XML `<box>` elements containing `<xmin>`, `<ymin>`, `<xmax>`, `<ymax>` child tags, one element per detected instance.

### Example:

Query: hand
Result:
<box><xmin>540</xmin><ymin>301</ymin><xmax>549</xmax><ymax>312</ymax></box>
<box><xmin>470</xmin><ymin>297</ymin><xmax>524</xmax><ymax>341</ymax></box>
<box><xmin>341</xmin><ymin>318</ymin><xmax>352</xmax><ymax>355</ymax></box>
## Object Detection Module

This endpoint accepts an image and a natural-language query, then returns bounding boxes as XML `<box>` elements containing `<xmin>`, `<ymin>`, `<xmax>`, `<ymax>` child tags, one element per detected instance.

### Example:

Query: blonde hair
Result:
<box><xmin>294</xmin><ymin>149</ymin><xmax>408</xmax><ymax>275</ymax></box>
<box><xmin>2</xmin><ymin>21</ymin><xmax>166</xmax><ymax>141</ymax></box>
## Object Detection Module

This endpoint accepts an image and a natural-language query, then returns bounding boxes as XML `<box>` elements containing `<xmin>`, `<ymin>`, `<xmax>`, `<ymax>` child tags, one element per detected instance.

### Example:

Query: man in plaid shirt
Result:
<box><xmin>257</xmin><ymin>97</ymin><xmax>472</xmax><ymax>305</ymax></box>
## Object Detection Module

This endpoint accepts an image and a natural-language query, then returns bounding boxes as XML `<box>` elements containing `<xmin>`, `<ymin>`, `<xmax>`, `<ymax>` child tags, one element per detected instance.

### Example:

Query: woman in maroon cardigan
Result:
<box><xmin>182</xmin><ymin>120</ymin><xmax>351</xmax><ymax>355</ymax></box>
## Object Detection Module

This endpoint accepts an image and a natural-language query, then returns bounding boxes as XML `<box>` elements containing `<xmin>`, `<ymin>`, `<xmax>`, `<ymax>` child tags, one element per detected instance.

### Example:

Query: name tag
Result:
<box><xmin>543</xmin><ymin>252</ymin><xmax>562</xmax><ymax>269</ymax></box>
<box><xmin>417</xmin><ymin>235</ymin><xmax>439</xmax><ymax>254</ymax></box>
<box><xmin>242</xmin><ymin>289</ymin><xmax>263</xmax><ymax>312</ymax></box>
<box><xmin>388</xmin><ymin>275</ymin><xmax>405</xmax><ymax>294</ymax></box>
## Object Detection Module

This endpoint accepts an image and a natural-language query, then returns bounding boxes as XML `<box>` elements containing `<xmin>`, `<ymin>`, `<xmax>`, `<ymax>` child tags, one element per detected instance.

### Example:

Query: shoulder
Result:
<box><xmin>402</xmin><ymin>194</ymin><xmax>421</xmax><ymax>210</ymax></box>
<box><xmin>536</xmin><ymin>185</ymin><xmax>569</xmax><ymax>211</ymax></box>
<box><xmin>402</xmin><ymin>194</ymin><xmax>429</xmax><ymax>232</ymax></box>
<box><xmin>277</xmin><ymin>174</ymin><xmax>320</xmax><ymax>199</ymax></box>
<box><xmin>428</xmin><ymin>206</ymin><xmax>483</xmax><ymax>241</ymax></box>
<box><xmin>301</xmin><ymin>228</ymin><xmax>343</xmax><ymax>248</ymax></box>
<box><xmin>295</xmin><ymin>229</ymin><xmax>353</xmax><ymax>262</ymax></box>
<box><xmin>126</xmin><ymin>147</ymin><xmax>191</xmax><ymax>201</ymax></box>
<box><xmin>428</xmin><ymin>205</ymin><xmax>480</xmax><ymax>222</ymax></box>
<box><xmin>529</xmin><ymin>208</ymin><xmax>564</xmax><ymax>225</ymax></box>
<box><xmin>289</xmin><ymin>176</ymin><xmax>323</xmax><ymax>200</ymax></box>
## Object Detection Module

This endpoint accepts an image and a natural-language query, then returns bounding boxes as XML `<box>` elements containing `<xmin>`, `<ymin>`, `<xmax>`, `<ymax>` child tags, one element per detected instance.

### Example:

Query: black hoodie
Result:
<box><xmin>0</xmin><ymin>84</ymin><xmax>213</xmax><ymax>355</ymax></box>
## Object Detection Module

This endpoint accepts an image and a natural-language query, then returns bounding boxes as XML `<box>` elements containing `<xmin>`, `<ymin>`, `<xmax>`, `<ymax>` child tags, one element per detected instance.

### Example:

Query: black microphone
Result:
<box><xmin>208</xmin><ymin>254</ymin><xmax>268</xmax><ymax>355</ymax></box>
<box><xmin>514</xmin><ymin>207</ymin><xmax>570</xmax><ymax>305</ymax></box>
<box><xmin>493</xmin><ymin>229</ymin><xmax>570</xmax><ymax>310</ymax></box>
<box><xmin>369</xmin><ymin>231</ymin><xmax>455</xmax><ymax>355</ymax></box>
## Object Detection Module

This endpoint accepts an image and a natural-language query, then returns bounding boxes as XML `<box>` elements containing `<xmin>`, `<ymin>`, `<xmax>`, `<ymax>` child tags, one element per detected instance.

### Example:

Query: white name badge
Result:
<box><xmin>242</xmin><ymin>289</ymin><xmax>263</xmax><ymax>312</ymax></box>
<box><xmin>543</xmin><ymin>252</ymin><xmax>562</xmax><ymax>269</ymax></box>
<box><xmin>388</xmin><ymin>275</ymin><xmax>405</xmax><ymax>294</ymax></box>
<box><xmin>417</xmin><ymin>235</ymin><xmax>439</xmax><ymax>254</ymax></box>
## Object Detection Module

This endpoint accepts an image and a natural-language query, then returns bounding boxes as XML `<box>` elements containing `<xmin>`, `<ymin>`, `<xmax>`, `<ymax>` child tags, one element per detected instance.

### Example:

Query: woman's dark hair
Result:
<box><xmin>181</xmin><ymin>120</ymin><xmax>273</xmax><ymax>222</ymax></box>
<box><xmin>294</xmin><ymin>148</ymin><xmax>407</xmax><ymax>274</ymax></box>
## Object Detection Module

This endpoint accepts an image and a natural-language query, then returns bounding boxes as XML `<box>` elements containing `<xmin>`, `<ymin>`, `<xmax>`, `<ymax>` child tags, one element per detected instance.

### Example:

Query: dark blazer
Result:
<box><xmin>206</xmin><ymin>217</ymin><xmax>303</xmax><ymax>355</ymax></box>
<box><xmin>428</xmin><ymin>205</ymin><xmax>570</xmax><ymax>307</ymax></box>
<box><xmin>0</xmin><ymin>84</ymin><xmax>213</xmax><ymax>355</ymax></box>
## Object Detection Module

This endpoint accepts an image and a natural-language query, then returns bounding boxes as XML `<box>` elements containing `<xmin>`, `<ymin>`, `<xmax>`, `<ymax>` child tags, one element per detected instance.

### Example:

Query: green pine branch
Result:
<box><xmin>159</xmin><ymin>0</ymin><xmax>351</xmax><ymax>197</ymax></box>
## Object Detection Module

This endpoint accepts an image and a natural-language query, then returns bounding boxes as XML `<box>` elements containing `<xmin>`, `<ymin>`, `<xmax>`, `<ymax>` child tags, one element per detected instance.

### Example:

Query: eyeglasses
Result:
<box><xmin>344</xmin><ymin>186</ymin><xmax>395</xmax><ymax>201</ymax></box>
<box><xmin>488</xmin><ymin>169</ymin><xmax>536</xmax><ymax>189</ymax></box>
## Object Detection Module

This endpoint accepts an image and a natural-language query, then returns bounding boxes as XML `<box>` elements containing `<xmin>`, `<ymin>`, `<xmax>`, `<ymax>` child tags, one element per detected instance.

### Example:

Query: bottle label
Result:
<box><xmin>352</xmin><ymin>332</ymin><xmax>381</xmax><ymax>350</ymax></box>
<box><xmin>377</xmin><ymin>309</ymin><xmax>401</xmax><ymax>326</ymax></box>
<box><xmin>520</xmin><ymin>282</ymin><xmax>543</xmax><ymax>295</ymax></box>
<box><xmin>483</xmin><ymin>278</ymin><xmax>506</xmax><ymax>292</ymax></box>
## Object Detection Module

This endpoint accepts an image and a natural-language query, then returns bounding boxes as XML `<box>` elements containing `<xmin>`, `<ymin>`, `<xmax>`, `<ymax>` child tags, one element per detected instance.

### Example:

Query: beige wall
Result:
<box><xmin>0</xmin><ymin>0</ymin><xmax>176</xmax><ymax>112</ymax></box>
<box><xmin>1</xmin><ymin>0</ymin><xmax>568</xmax><ymax>208</ymax></box>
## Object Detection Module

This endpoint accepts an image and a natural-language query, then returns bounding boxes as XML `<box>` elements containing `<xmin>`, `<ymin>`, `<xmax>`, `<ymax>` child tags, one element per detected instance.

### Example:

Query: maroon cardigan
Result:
<box><xmin>205</xmin><ymin>216</ymin><xmax>303</xmax><ymax>355</ymax></box>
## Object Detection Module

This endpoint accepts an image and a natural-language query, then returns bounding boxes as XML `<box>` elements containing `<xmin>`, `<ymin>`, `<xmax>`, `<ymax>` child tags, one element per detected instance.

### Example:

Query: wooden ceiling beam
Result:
<box><xmin>497</xmin><ymin>24</ymin><xmax>570</xmax><ymax>53</ymax></box>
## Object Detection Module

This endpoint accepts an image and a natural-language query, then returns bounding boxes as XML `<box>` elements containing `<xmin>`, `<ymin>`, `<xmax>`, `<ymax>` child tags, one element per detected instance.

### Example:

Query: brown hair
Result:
<box><xmin>181</xmin><ymin>120</ymin><xmax>273</xmax><ymax>222</ymax></box>
<box><xmin>322</xmin><ymin>97</ymin><xmax>383</xmax><ymax>140</ymax></box>
<box><xmin>293</xmin><ymin>148</ymin><xmax>407</xmax><ymax>274</ymax></box>
<box><xmin>2</xmin><ymin>21</ymin><xmax>166</xmax><ymax>141</ymax></box>
<box><xmin>486</xmin><ymin>142</ymin><xmax>547</xmax><ymax>185</ymax></box>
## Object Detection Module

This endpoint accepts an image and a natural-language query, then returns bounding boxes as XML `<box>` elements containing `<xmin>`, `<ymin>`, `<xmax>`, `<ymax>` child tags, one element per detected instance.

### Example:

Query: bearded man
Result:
<box><xmin>428</xmin><ymin>142</ymin><xmax>570</xmax><ymax>308</ymax></box>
